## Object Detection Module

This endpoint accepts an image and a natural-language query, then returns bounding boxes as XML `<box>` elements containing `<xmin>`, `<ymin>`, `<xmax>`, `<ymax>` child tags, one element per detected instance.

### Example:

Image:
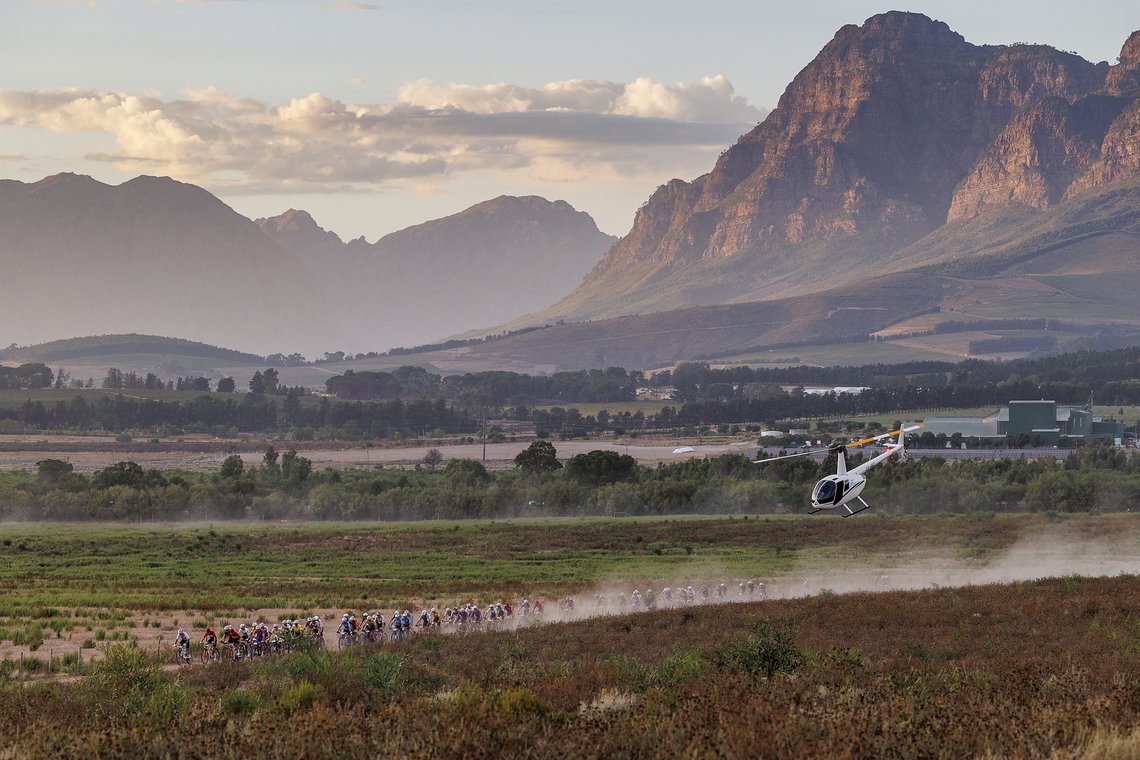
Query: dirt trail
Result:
<box><xmin>9</xmin><ymin>529</ymin><xmax>1137</xmax><ymax>674</ymax></box>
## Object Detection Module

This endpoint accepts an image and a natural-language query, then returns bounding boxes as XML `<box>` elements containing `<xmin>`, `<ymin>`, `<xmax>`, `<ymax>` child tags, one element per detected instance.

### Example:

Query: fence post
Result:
<box><xmin>77</xmin><ymin>646</ymin><xmax>82</xmax><ymax>671</ymax></box>
<box><xmin>48</xmin><ymin>648</ymin><xmax>52</xmax><ymax>674</ymax></box>
<box><xmin>19</xmin><ymin>652</ymin><xmax>23</xmax><ymax>675</ymax></box>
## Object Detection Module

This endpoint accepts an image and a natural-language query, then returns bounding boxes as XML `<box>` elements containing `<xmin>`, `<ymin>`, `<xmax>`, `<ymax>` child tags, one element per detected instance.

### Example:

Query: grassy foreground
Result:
<box><xmin>1</xmin><ymin>514</ymin><xmax>1138</xmax><ymax>641</ymax></box>
<box><xmin>0</xmin><ymin>574</ymin><xmax>1137</xmax><ymax>758</ymax></box>
<box><xmin>2</xmin><ymin>515</ymin><xmax>1139</xmax><ymax>757</ymax></box>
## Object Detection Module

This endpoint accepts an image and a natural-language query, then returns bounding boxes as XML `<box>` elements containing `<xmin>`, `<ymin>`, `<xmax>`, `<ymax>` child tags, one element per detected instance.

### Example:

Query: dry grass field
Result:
<box><xmin>0</xmin><ymin>515</ymin><xmax>1138</xmax><ymax>757</ymax></box>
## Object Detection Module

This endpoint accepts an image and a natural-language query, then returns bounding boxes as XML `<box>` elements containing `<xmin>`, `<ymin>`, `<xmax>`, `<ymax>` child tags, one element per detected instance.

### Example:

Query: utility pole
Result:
<box><xmin>481</xmin><ymin>408</ymin><xmax>487</xmax><ymax>463</ymax></box>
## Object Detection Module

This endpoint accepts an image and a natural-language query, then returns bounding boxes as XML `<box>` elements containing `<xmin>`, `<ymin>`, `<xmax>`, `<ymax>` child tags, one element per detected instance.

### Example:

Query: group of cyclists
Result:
<box><xmin>169</xmin><ymin>578</ymin><xmax>771</xmax><ymax>665</ymax></box>
<box><xmin>177</xmin><ymin>616</ymin><xmax>328</xmax><ymax>663</ymax></box>
<box><xmin>591</xmin><ymin>579</ymin><xmax>766</xmax><ymax>610</ymax></box>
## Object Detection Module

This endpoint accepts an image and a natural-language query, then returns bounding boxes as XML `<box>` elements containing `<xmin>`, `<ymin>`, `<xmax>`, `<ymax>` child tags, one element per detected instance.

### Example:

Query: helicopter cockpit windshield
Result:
<box><xmin>812</xmin><ymin>479</ymin><xmax>837</xmax><ymax>505</ymax></box>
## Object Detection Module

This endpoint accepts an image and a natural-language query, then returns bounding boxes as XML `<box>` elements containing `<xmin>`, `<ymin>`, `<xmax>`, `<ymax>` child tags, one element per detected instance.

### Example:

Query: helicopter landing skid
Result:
<box><xmin>841</xmin><ymin>496</ymin><xmax>872</xmax><ymax>518</ymax></box>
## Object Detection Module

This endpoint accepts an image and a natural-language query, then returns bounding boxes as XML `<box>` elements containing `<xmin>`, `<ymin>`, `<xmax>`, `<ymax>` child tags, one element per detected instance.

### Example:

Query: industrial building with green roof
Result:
<box><xmin>922</xmin><ymin>400</ymin><xmax>1124</xmax><ymax>445</ymax></box>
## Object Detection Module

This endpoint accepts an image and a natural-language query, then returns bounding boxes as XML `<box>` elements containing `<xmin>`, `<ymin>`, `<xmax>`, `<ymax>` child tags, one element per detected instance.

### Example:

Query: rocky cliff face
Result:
<box><xmin>545</xmin><ymin>12</ymin><xmax>1139</xmax><ymax>323</ymax></box>
<box><xmin>948</xmin><ymin>96</ymin><xmax>1127</xmax><ymax>219</ymax></box>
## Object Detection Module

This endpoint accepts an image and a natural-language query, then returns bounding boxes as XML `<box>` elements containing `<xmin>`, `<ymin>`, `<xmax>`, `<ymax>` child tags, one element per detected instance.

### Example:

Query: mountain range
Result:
<box><xmin>3</xmin><ymin>12</ymin><xmax>1140</xmax><ymax>376</ymax></box>
<box><xmin>0</xmin><ymin>177</ymin><xmax>613</xmax><ymax>356</ymax></box>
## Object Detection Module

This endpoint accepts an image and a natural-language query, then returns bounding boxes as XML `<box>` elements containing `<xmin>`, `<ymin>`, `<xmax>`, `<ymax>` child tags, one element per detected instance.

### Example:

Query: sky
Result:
<box><xmin>0</xmin><ymin>0</ymin><xmax>1134</xmax><ymax>240</ymax></box>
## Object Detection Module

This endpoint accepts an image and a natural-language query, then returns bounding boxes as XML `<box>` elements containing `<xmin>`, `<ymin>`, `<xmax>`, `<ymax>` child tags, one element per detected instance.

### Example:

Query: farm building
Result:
<box><xmin>922</xmin><ymin>400</ymin><xmax>1124</xmax><ymax>444</ymax></box>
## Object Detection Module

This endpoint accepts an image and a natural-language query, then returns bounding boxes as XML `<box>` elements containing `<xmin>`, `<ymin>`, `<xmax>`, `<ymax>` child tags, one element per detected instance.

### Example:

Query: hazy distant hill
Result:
<box><xmin>510</xmin><ymin>15</ymin><xmax>1140</xmax><ymax>336</ymax></box>
<box><xmin>0</xmin><ymin>173</ymin><xmax>326</xmax><ymax>355</ymax></box>
<box><xmin>0</xmin><ymin>174</ymin><xmax>613</xmax><ymax>356</ymax></box>
<box><xmin>0</xmin><ymin>334</ymin><xmax>265</xmax><ymax>365</ymax></box>
<box><xmin>257</xmin><ymin>196</ymin><xmax>615</xmax><ymax>347</ymax></box>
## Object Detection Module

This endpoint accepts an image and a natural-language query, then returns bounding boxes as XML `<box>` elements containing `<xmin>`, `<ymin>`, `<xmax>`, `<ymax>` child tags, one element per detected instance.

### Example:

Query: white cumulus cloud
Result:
<box><xmin>0</xmin><ymin>77</ymin><xmax>765</xmax><ymax>194</ymax></box>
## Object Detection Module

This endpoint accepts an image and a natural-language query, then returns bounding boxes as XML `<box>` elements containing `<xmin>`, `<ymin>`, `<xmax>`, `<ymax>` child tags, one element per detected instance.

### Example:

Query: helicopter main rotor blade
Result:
<box><xmin>753</xmin><ymin>449</ymin><xmax>828</xmax><ymax>464</ymax></box>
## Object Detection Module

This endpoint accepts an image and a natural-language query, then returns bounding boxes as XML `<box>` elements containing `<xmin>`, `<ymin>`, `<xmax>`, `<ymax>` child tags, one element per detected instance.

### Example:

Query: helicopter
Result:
<box><xmin>754</xmin><ymin>424</ymin><xmax>923</xmax><ymax>517</ymax></box>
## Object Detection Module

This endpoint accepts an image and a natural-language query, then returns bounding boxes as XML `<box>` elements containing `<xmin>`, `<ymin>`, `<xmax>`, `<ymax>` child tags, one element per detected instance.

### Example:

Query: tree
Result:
<box><xmin>565</xmin><ymin>450</ymin><xmax>637</xmax><ymax>486</ymax></box>
<box><xmin>249</xmin><ymin>371</ymin><xmax>265</xmax><ymax>394</ymax></box>
<box><xmin>281</xmin><ymin>449</ymin><xmax>312</xmax><ymax>483</ymax></box>
<box><xmin>36</xmin><ymin>458</ymin><xmax>74</xmax><ymax>485</ymax></box>
<box><xmin>217</xmin><ymin>377</ymin><xmax>236</xmax><ymax>393</ymax></box>
<box><xmin>102</xmin><ymin>368</ymin><xmax>124</xmax><ymax>390</ymax></box>
<box><xmin>93</xmin><ymin>461</ymin><xmax>146</xmax><ymax>489</ymax></box>
<box><xmin>514</xmin><ymin>440</ymin><xmax>562</xmax><ymax>476</ymax></box>
<box><xmin>263</xmin><ymin>368</ymin><xmax>280</xmax><ymax>395</ymax></box>
<box><xmin>219</xmin><ymin>454</ymin><xmax>244</xmax><ymax>479</ymax></box>
<box><xmin>422</xmin><ymin>448</ymin><xmax>444</xmax><ymax>470</ymax></box>
<box><xmin>445</xmin><ymin>458</ymin><xmax>490</xmax><ymax>486</ymax></box>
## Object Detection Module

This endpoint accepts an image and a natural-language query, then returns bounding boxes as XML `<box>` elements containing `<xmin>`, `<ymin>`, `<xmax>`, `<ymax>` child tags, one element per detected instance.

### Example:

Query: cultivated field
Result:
<box><xmin>1</xmin><ymin>514</ymin><xmax>1139</xmax><ymax>758</ymax></box>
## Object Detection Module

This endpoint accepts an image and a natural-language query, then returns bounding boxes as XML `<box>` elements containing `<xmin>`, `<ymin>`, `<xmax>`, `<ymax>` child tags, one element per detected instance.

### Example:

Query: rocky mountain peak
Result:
<box><xmin>1105</xmin><ymin>30</ymin><xmax>1140</xmax><ymax>96</ymax></box>
<box><xmin>256</xmin><ymin>208</ymin><xmax>346</xmax><ymax>257</ymax></box>
<box><xmin>527</xmin><ymin>14</ymin><xmax>1130</xmax><ymax>326</ymax></box>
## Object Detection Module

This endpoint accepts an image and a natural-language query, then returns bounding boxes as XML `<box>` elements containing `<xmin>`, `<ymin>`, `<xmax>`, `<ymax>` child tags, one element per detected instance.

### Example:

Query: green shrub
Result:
<box><xmin>87</xmin><ymin>644</ymin><xmax>163</xmax><ymax>713</ymax></box>
<box><xmin>146</xmin><ymin>679</ymin><xmax>188</xmax><ymax>725</ymax></box>
<box><xmin>716</xmin><ymin>619</ymin><xmax>805</xmax><ymax>678</ymax></box>
<box><xmin>221</xmin><ymin>688</ymin><xmax>259</xmax><ymax>716</ymax></box>
<box><xmin>276</xmin><ymin>680</ymin><xmax>325</xmax><ymax>712</ymax></box>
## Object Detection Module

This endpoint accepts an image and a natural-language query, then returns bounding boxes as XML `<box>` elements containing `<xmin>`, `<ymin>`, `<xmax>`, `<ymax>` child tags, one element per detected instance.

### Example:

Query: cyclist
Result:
<box><xmin>418</xmin><ymin>609</ymin><xmax>430</xmax><ymax>629</ymax></box>
<box><xmin>431</xmin><ymin>607</ymin><xmax>441</xmax><ymax>627</ymax></box>
<box><xmin>175</xmin><ymin>627</ymin><xmax>191</xmax><ymax>659</ymax></box>
<box><xmin>630</xmin><ymin>589</ymin><xmax>641</xmax><ymax>608</ymax></box>
<box><xmin>520</xmin><ymin>599</ymin><xmax>530</xmax><ymax>616</ymax></box>
<box><xmin>662</xmin><ymin>586</ymin><xmax>673</xmax><ymax>603</ymax></box>
<box><xmin>644</xmin><ymin>588</ymin><xmax>656</xmax><ymax>607</ymax></box>
<box><xmin>338</xmin><ymin>614</ymin><xmax>352</xmax><ymax>641</ymax></box>
<box><xmin>718</xmin><ymin>582</ymin><xmax>727</xmax><ymax>598</ymax></box>
<box><xmin>202</xmin><ymin>626</ymin><xmax>217</xmax><ymax>647</ymax></box>
<box><xmin>222</xmin><ymin>624</ymin><xmax>242</xmax><ymax>657</ymax></box>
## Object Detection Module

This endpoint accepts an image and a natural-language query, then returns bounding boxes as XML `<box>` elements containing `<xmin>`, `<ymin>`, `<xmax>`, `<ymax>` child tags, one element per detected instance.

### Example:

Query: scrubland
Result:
<box><xmin>1</xmin><ymin>515</ymin><xmax>1138</xmax><ymax>757</ymax></box>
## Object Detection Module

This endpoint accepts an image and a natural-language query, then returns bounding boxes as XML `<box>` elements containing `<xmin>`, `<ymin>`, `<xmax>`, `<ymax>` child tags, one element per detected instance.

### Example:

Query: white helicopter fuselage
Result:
<box><xmin>810</xmin><ymin>471</ymin><xmax>866</xmax><ymax>510</ymax></box>
<box><xmin>810</xmin><ymin>443</ymin><xmax>902</xmax><ymax>511</ymax></box>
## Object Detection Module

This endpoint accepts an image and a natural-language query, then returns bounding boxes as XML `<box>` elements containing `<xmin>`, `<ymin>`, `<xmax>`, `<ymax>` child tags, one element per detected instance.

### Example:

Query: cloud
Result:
<box><xmin>0</xmin><ymin>78</ymin><xmax>764</xmax><ymax>193</ymax></box>
<box><xmin>396</xmin><ymin>75</ymin><xmax>763</xmax><ymax>123</ymax></box>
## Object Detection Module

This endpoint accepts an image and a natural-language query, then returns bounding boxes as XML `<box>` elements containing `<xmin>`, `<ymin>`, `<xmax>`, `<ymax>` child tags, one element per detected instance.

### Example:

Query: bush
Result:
<box><xmin>276</xmin><ymin>680</ymin><xmax>325</xmax><ymax>712</ymax></box>
<box><xmin>716</xmin><ymin>619</ymin><xmax>805</xmax><ymax>678</ymax></box>
<box><xmin>220</xmin><ymin>688</ymin><xmax>259</xmax><ymax>716</ymax></box>
<box><xmin>86</xmin><ymin>643</ymin><xmax>163</xmax><ymax>714</ymax></box>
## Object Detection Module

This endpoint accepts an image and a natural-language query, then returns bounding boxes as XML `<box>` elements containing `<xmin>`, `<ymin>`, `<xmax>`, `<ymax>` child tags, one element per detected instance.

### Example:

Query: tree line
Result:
<box><xmin>0</xmin><ymin>441</ymin><xmax>1133</xmax><ymax>522</ymax></box>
